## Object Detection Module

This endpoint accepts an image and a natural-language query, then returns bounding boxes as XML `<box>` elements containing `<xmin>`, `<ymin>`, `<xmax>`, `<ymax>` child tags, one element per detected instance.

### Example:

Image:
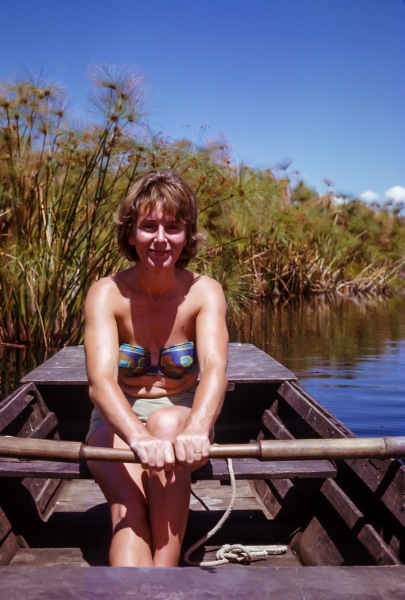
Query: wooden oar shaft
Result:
<box><xmin>0</xmin><ymin>435</ymin><xmax>404</xmax><ymax>462</ymax></box>
<box><xmin>255</xmin><ymin>437</ymin><xmax>405</xmax><ymax>460</ymax></box>
<box><xmin>209</xmin><ymin>437</ymin><xmax>405</xmax><ymax>459</ymax></box>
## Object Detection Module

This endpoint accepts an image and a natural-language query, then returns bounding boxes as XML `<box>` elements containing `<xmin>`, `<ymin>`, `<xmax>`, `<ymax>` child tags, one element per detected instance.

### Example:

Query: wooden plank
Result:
<box><xmin>21</xmin><ymin>477</ymin><xmax>66</xmax><ymax>520</ymax></box>
<box><xmin>0</xmin><ymin>383</ymin><xmax>58</xmax><ymax>440</ymax></box>
<box><xmin>26</xmin><ymin>412</ymin><xmax>58</xmax><ymax>439</ymax></box>
<box><xmin>0</xmin><ymin>385</ymin><xmax>35</xmax><ymax>430</ymax></box>
<box><xmin>0</xmin><ymin>457</ymin><xmax>337</xmax><ymax>480</ymax></box>
<box><xmin>278</xmin><ymin>381</ymin><xmax>405</xmax><ymax>533</ymax></box>
<box><xmin>0</xmin><ymin>508</ymin><xmax>12</xmax><ymax>544</ymax></box>
<box><xmin>227</xmin><ymin>344</ymin><xmax>297</xmax><ymax>382</ymax></box>
<box><xmin>10</xmin><ymin>547</ymin><xmax>89</xmax><ymax>567</ymax></box>
<box><xmin>345</xmin><ymin>458</ymin><xmax>405</xmax><ymax>528</ymax></box>
<box><xmin>200</xmin><ymin>457</ymin><xmax>337</xmax><ymax>480</ymax></box>
<box><xmin>252</xmin><ymin>478</ymin><xmax>290</xmax><ymax>517</ymax></box>
<box><xmin>0</xmin><ymin>459</ymin><xmax>83</xmax><ymax>478</ymax></box>
<box><xmin>0</xmin><ymin>533</ymin><xmax>20</xmax><ymax>567</ymax></box>
<box><xmin>298</xmin><ymin>515</ymin><xmax>346</xmax><ymax>566</ymax></box>
<box><xmin>21</xmin><ymin>343</ymin><xmax>297</xmax><ymax>386</ymax></box>
<box><xmin>0</xmin><ymin>507</ymin><xmax>25</xmax><ymax>566</ymax></box>
<box><xmin>53</xmin><ymin>479</ymin><xmax>104</xmax><ymax>510</ymax></box>
<box><xmin>191</xmin><ymin>480</ymin><xmax>261</xmax><ymax>512</ymax></box>
<box><xmin>0</xmin><ymin>383</ymin><xmax>66</xmax><ymax>522</ymax></box>
<box><xmin>262</xmin><ymin>408</ymin><xmax>294</xmax><ymax>439</ymax></box>
<box><xmin>0</xmin><ymin>565</ymin><xmax>404</xmax><ymax>599</ymax></box>
<box><xmin>277</xmin><ymin>380</ymin><xmax>353</xmax><ymax>438</ymax></box>
<box><xmin>253</xmin><ymin>476</ymin><xmax>327</xmax><ymax>528</ymax></box>
<box><xmin>20</xmin><ymin>348</ymin><xmax>88</xmax><ymax>385</ymax></box>
<box><xmin>320</xmin><ymin>479</ymin><xmax>400</xmax><ymax>565</ymax></box>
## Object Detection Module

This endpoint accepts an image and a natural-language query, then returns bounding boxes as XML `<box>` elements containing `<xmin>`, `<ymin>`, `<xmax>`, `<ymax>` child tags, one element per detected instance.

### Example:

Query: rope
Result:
<box><xmin>183</xmin><ymin>458</ymin><xmax>288</xmax><ymax>567</ymax></box>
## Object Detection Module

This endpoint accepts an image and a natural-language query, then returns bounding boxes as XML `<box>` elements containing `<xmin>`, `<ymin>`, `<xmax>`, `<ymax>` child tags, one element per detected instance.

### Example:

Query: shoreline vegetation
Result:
<box><xmin>1</xmin><ymin>67</ymin><xmax>404</xmax><ymax>348</ymax></box>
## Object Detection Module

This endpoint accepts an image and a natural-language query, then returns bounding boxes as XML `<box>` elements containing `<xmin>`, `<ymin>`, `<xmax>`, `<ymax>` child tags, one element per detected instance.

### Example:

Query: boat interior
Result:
<box><xmin>0</xmin><ymin>345</ymin><xmax>404</xmax><ymax>572</ymax></box>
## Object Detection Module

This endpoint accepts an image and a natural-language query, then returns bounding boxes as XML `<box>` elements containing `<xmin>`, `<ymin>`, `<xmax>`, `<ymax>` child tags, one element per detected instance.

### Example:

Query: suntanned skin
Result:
<box><xmin>84</xmin><ymin>209</ymin><xmax>228</xmax><ymax>566</ymax></box>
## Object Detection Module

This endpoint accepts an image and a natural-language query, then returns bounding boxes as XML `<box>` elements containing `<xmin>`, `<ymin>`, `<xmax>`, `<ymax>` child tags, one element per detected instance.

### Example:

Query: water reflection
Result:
<box><xmin>229</xmin><ymin>294</ymin><xmax>405</xmax><ymax>370</ymax></box>
<box><xmin>229</xmin><ymin>295</ymin><xmax>405</xmax><ymax>437</ymax></box>
<box><xmin>0</xmin><ymin>345</ymin><xmax>55</xmax><ymax>401</ymax></box>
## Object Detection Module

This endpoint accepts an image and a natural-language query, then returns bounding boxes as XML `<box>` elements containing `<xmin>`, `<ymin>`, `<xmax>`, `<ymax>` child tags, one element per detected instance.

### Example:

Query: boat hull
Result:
<box><xmin>0</xmin><ymin>344</ymin><xmax>403</xmax><ymax>578</ymax></box>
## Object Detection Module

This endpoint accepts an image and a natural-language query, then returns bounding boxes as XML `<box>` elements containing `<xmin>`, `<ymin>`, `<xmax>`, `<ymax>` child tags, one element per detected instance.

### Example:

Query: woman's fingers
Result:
<box><xmin>174</xmin><ymin>434</ymin><xmax>210</xmax><ymax>464</ymax></box>
<box><xmin>130</xmin><ymin>436</ymin><xmax>175</xmax><ymax>469</ymax></box>
<box><xmin>130</xmin><ymin>433</ymin><xmax>210</xmax><ymax>468</ymax></box>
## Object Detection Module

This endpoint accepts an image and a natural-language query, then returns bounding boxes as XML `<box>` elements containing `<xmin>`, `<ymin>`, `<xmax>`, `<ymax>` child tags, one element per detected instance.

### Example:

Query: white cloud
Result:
<box><xmin>384</xmin><ymin>186</ymin><xmax>405</xmax><ymax>204</ymax></box>
<box><xmin>332</xmin><ymin>194</ymin><xmax>349</xmax><ymax>205</ymax></box>
<box><xmin>359</xmin><ymin>190</ymin><xmax>379</xmax><ymax>203</ymax></box>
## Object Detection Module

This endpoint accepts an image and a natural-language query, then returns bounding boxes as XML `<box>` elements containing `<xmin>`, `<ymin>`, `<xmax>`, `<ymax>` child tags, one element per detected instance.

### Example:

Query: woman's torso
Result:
<box><xmin>111</xmin><ymin>267</ymin><xmax>201</xmax><ymax>398</ymax></box>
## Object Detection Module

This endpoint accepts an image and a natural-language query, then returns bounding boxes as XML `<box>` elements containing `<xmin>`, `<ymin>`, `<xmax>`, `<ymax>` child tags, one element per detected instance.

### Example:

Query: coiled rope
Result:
<box><xmin>183</xmin><ymin>458</ymin><xmax>288</xmax><ymax>567</ymax></box>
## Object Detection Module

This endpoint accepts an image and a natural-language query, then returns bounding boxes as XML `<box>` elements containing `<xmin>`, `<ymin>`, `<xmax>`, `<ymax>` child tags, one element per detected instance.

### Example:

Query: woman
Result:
<box><xmin>84</xmin><ymin>170</ymin><xmax>228</xmax><ymax>567</ymax></box>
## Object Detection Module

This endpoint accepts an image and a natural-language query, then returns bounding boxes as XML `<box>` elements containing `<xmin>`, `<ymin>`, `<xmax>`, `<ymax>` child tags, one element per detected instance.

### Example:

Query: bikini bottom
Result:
<box><xmin>86</xmin><ymin>386</ymin><xmax>196</xmax><ymax>443</ymax></box>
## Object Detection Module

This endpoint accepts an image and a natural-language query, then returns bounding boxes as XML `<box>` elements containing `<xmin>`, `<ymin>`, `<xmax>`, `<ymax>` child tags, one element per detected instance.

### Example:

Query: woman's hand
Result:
<box><xmin>174</xmin><ymin>432</ymin><xmax>211</xmax><ymax>465</ymax></box>
<box><xmin>129</xmin><ymin>433</ymin><xmax>176</xmax><ymax>470</ymax></box>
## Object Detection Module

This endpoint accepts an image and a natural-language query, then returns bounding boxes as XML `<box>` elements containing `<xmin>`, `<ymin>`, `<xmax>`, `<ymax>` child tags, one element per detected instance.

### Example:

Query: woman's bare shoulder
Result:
<box><xmin>85</xmin><ymin>275</ymin><xmax>123</xmax><ymax>308</ymax></box>
<box><xmin>88</xmin><ymin>275</ymin><xmax>118</xmax><ymax>294</ymax></box>
<box><xmin>190</xmin><ymin>272</ymin><xmax>223</xmax><ymax>290</ymax></box>
<box><xmin>188</xmin><ymin>272</ymin><xmax>226</xmax><ymax>305</ymax></box>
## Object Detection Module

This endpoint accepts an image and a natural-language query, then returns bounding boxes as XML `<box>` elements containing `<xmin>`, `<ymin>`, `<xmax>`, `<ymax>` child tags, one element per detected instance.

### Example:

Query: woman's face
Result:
<box><xmin>128</xmin><ymin>207</ymin><xmax>187</xmax><ymax>270</ymax></box>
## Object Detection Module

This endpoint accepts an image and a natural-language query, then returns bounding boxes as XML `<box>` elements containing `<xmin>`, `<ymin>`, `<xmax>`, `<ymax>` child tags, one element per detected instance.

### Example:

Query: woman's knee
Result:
<box><xmin>146</xmin><ymin>407</ymin><xmax>188</xmax><ymax>441</ymax></box>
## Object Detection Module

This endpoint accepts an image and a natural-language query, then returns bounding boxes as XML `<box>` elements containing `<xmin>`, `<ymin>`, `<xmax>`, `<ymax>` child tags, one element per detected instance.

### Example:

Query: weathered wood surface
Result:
<box><xmin>345</xmin><ymin>456</ymin><xmax>405</xmax><ymax>528</ymax></box>
<box><xmin>319</xmin><ymin>478</ymin><xmax>400</xmax><ymax>565</ymax></box>
<box><xmin>0</xmin><ymin>383</ymin><xmax>58</xmax><ymax>439</ymax></box>
<box><xmin>0</xmin><ymin>456</ymin><xmax>337</xmax><ymax>480</ymax></box>
<box><xmin>0</xmin><ymin>507</ymin><xmax>25</xmax><ymax>566</ymax></box>
<box><xmin>3</xmin><ymin>344</ymin><xmax>404</xmax><ymax>573</ymax></box>
<box><xmin>21</xmin><ymin>343</ymin><xmax>297</xmax><ymax>385</ymax></box>
<box><xmin>0</xmin><ymin>383</ymin><xmax>65</xmax><ymax>521</ymax></box>
<box><xmin>280</xmin><ymin>380</ymin><xmax>405</xmax><ymax>524</ymax></box>
<box><xmin>0</xmin><ymin>565</ymin><xmax>404</xmax><ymax>599</ymax></box>
<box><xmin>5</xmin><ymin>477</ymin><xmax>296</xmax><ymax>567</ymax></box>
<box><xmin>255</xmin><ymin>379</ymin><xmax>405</xmax><ymax>568</ymax></box>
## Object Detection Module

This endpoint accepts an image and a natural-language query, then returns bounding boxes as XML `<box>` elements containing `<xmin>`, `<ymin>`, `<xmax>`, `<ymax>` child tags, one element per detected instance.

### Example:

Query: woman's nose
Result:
<box><xmin>155</xmin><ymin>225</ymin><xmax>166</xmax><ymax>242</ymax></box>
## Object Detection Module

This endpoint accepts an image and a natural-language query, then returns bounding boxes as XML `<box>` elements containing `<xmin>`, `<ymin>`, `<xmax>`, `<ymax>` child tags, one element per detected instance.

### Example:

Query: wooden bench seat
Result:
<box><xmin>0</xmin><ymin>456</ymin><xmax>337</xmax><ymax>481</ymax></box>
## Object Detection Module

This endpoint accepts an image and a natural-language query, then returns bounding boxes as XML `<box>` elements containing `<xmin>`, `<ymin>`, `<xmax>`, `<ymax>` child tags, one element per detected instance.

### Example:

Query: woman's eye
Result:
<box><xmin>138</xmin><ymin>221</ymin><xmax>183</xmax><ymax>233</ymax></box>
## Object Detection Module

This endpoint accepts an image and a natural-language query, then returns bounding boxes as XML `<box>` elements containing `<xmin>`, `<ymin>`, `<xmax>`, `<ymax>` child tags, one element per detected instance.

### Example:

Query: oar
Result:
<box><xmin>0</xmin><ymin>435</ymin><xmax>404</xmax><ymax>462</ymax></box>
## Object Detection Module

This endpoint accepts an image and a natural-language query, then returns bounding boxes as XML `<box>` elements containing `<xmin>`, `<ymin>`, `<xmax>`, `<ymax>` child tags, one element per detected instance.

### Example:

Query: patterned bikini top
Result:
<box><xmin>118</xmin><ymin>341</ymin><xmax>198</xmax><ymax>379</ymax></box>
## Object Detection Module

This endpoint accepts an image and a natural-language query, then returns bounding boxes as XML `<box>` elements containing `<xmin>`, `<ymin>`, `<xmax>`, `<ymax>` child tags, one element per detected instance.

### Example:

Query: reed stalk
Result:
<box><xmin>1</xmin><ymin>70</ymin><xmax>404</xmax><ymax>347</ymax></box>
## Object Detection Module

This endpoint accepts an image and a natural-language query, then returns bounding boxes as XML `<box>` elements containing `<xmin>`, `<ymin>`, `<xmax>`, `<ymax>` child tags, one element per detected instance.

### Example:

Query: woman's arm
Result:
<box><xmin>84</xmin><ymin>278</ymin><xmax>175</xmax><ymax>468</ymax></box>
<box><xmin>174</xmin><ymin>276</ymin><xmax>229</xmax><ymax>464</ymax></box>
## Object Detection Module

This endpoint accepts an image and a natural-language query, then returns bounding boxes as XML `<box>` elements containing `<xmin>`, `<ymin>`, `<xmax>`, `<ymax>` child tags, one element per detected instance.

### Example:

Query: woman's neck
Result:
<box><xmin>125</xmin><ymin>263</ymin><xmax>183</xmax><ymax>301</ymax></box>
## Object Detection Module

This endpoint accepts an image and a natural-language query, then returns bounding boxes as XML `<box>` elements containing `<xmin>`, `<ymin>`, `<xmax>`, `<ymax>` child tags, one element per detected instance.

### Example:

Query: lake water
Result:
<box><xmin>1</xmin><ymin>294</ymin><xmax>404</xmax><ymax>438</ymax></box>
<box><xmin>228</xmin><ymin>294</ymin><xmax>405</xmax><ymax>438</ymax></box>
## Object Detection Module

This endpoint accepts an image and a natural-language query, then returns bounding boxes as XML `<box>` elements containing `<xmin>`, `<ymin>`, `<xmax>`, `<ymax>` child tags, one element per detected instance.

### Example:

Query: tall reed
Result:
<box><xmin>0</xmin><ymin>69</ymin><xmax>145</xmax><ymax>347</ymax></box>
<box><xmin>1</xmin><ymin>69</ymin><xmax>404</xmax><ymax>347</ymax></box>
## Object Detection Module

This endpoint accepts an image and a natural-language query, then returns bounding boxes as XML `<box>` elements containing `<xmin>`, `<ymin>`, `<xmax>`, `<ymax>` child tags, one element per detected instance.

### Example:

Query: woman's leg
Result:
<box><xmin>87</xmin><ymin>427</ymin><xmax>154</xmax><ymax>567</ymax></box>
<box><xmin>146</xmin><ymin>406</ymin><xmax>192</xmax><ymax>567</ymax></box>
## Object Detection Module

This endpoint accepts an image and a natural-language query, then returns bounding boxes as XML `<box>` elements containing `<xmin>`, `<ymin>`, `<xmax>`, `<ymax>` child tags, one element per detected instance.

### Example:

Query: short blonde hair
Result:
<box><xmin>116</xmin><ymin>170</ymin><xmax>203</xmax><ymax>267</ymax></box>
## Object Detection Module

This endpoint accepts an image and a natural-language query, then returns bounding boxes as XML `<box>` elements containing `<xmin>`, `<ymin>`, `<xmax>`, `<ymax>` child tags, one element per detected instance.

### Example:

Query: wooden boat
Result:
<box><xmin>0</xmin><ymin>343</ymin><xmax>404</xmax><ymax>598</ymax></box>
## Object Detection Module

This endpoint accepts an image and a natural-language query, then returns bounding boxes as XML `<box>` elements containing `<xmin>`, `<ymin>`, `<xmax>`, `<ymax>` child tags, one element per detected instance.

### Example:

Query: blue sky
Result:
<box><xmin>1</xmin><ymin>0</ymin><xmax>404</xmax><ymax>203</ymax></box>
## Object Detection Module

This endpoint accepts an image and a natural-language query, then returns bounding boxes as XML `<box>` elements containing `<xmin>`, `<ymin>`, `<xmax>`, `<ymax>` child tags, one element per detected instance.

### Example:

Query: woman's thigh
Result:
<box><xmin>87</xmin><ymin>427</ymin><xmax>149</xmax><ymax>506</ymax></box>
